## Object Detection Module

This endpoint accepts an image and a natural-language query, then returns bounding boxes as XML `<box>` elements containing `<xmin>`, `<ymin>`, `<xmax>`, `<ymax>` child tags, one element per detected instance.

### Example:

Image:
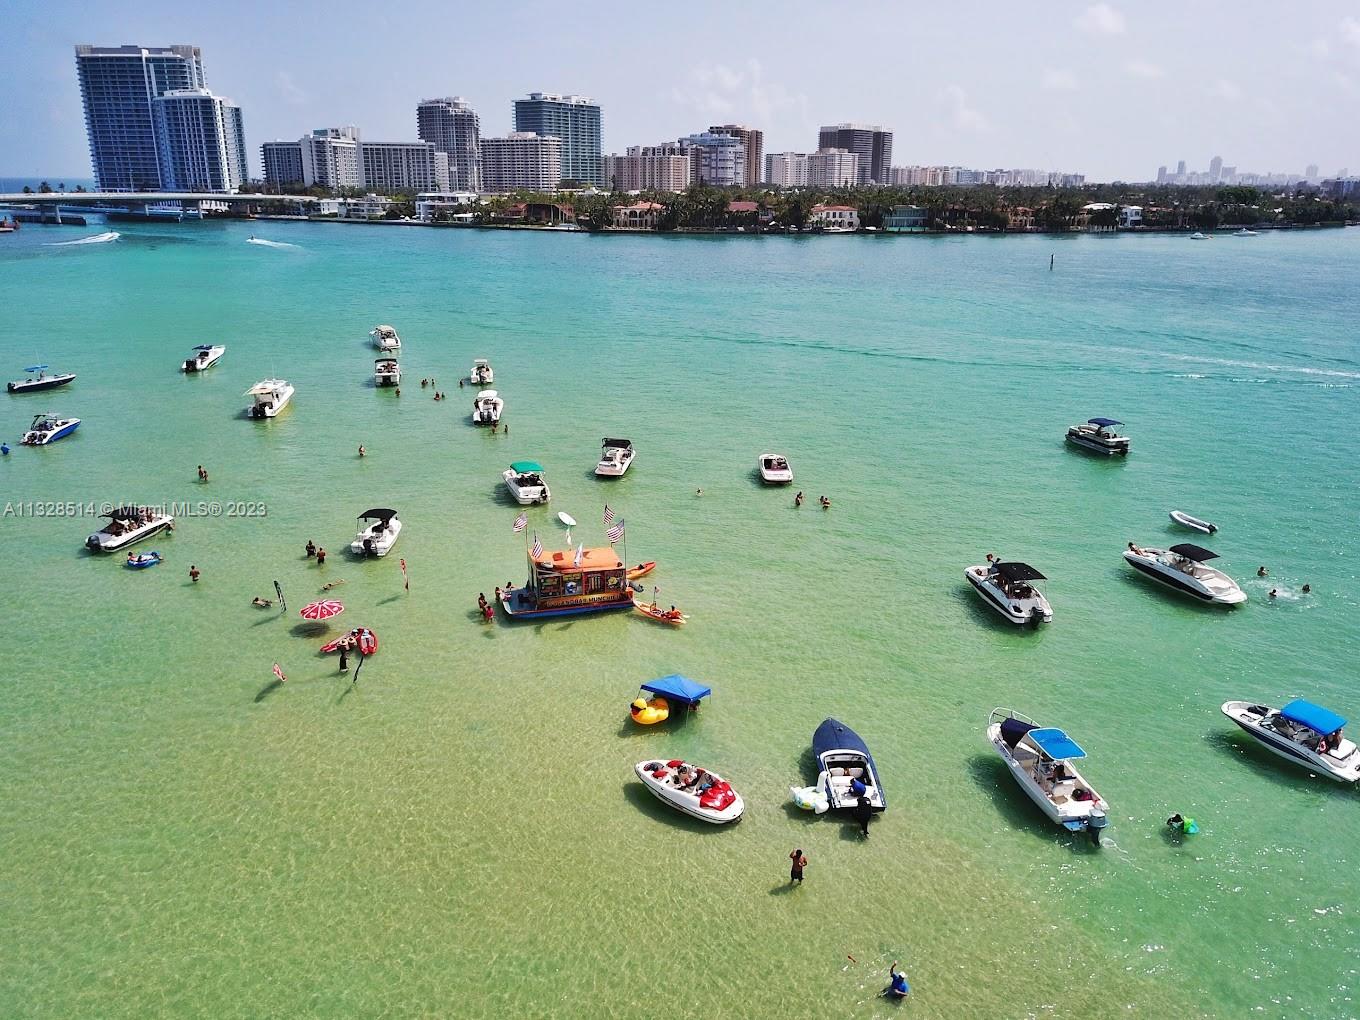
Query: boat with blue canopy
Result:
<box><xmin>1066</xmin><ymin>416</ymin><xmax>1130</xmax><ymax>455</ymax></box>
<box><xmin>8</xmin><ymin>365</ymin><xmax>76</xmax><ymax>393</ymax></box>
<box><xmin>987</xmin><ymin>708</ymin><xmax>1110</xmax><ymax>844</ymax></box>
<box><xmin>1221</xmin><ymin>699</ymin><xmax>1360</xmax><ymax>783</ymax></box>
<box><xmin>812</xmin><ymin>718</ymin><xmax>885</xmax><ymax>813</ymax></box>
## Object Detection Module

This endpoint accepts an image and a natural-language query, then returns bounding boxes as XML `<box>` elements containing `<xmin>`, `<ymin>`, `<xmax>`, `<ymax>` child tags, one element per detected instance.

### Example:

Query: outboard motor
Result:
<box><xmin>363</xmin><ymin>538</ymin><xmax>375</xmax><ymax>556</ymax></box>
<box><xmin>1088</xmin><ymin>811</ymin><xmax>1109</xmax><ymax>847</ymax></box>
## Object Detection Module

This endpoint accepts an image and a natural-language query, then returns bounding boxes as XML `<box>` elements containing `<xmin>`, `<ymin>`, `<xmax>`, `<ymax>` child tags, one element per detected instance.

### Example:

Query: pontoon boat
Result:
<box><xmin>1066</xmin><ymin>418</ymin><xmax>1129</xmax><ymax>455</ymax></box>
<box><xmin>374</xmin><ymin>357</ymin><xmax>400</xmax><ymax>387</ymax></box>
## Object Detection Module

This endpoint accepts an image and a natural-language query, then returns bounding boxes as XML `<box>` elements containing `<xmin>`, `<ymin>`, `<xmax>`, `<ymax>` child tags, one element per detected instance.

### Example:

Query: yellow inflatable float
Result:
<box><xmin>630</xmin><ymin>696</ymin><xmax>670</xmax><ymax>725</ymax></box>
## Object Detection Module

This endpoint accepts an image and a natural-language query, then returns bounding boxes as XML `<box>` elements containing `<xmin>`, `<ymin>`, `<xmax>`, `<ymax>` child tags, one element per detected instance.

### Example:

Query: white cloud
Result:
<box><xmin>276</xmin><ymin>71</ymin><xmax>308</xmax><ymax>107</ymax></box>
<box><xmin>1123</xmin><ymin>59</ymin><xmax>1165</xmax><ymax>79</ymax></box>
<box><xmin>1076</xmin><ymin>3</ymin><xmax>1126</xmax><ymax>36</ymax></box>
<box><xmin>1342</xmin><ymin>17</ymin><xmax>1360</xmax><ymax>50</ymax></box>
<box><xmin>1211</xmin><ymin>79</ymin><xmax>1242</xmax><ymax>101</ymax></box>
<box><xmin>1041</xmin><ymin>68</ymin><xmax>1078</xmax><ymax>90</ymax></box>
<box><xmin>670</xmin><ymin>60</ymin><xmax>804</xmax><ymax>125</ymax></box>
<box><xmin>942</xmin><ymin>85</ymin><xmax>990</xmax><ymax>132</ymax></box>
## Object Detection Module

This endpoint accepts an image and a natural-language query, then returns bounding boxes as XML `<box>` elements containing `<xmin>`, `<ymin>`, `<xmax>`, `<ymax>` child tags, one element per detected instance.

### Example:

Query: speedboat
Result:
<box><xmin>370</xmin><ymin>324</ymin><xmax>401</xmax><ymax>352</ymax></box>
<box><xmin>634</xmin><ymin>759</ymin><xmax>743</xmax><ymax>824</ymax></box>
<box><xmin>245</xmin><ymin>379</ymin><xmax>293</xmax><ymax>418</ymax></box>
<box><xmin>1065</xmin><ymin>418</ymin><xmax>1129</xmax><ymax>455</ymax></box>
<box><xmin>470</xmin><ymin>358</ymin><xmax>493</xmax><ymax>385</ymax></box>
<box><xmin>503</xmin><ymin>461</ymin><xmax>550</xmax><ymax>504</ymax></box>
<box><xmin>1190</xmin><ymin>231</ymin><xmax>1209</xmax><ymax>240</ymax></box>
<box><xmin>1123</xmin><ymin>542</ymin><xmax>1246</xmax><ymax>604</ymax></box>
<box><xmin>125</xmin><ymin>550</ymin><xmax>162</xmax><ymax>569</ymax></box>
<box><xmin>1234</xmin><ymin>229</ymin><xmax>1258</xmax><ymax>237</ymax></box>
<box><xmin>20</xmin><ymin>413</ymin><xmax>80</xmax><ymax>445</ymax></box>
<box><xmin>8</xmin><ymin>365</ymin><xmax>75</xmax><ymax>393</ymax></box>
<box><xmin>1221</xmin><ymin>700</ymin><xmax>1360</xmax><ymax>784</ymax></box>
<box><xmin>986</xmin><ymin>708</ymin><xmax>1110</xmax><ymax>844</ymax></box>
<box><xmin>349</xmin><ymin>508</ymin><xmax>401</xmax><ymax>557</ymax></box>
<box><xmin>813</xmin><ymin>718</ymin><xmax>886</xmax><ymax>812</ymax></box>
<box><xmin>86</xmin><ymin>505</ymin><xmax>174</xmax><ymax>551</ymax></box>
<box><xmin>758</xmin><ymin>452</ymin><xmax>793</xmax><ymax>484</ymax></box>
<box><xmin>472</xmin><ymin>389</ymin><xmax>503</xmax><ymax>425</ymax></box>
<box><xmin>966</xmin><ymin>561</ymin><xmax>1052</xmax><ymax>624</ymax></box>
<box><xmin>1169</xmin><ymin>509</ymin><xmax>1217</xmax><ymax>534</ymax></box>
<box><xmin>374</xmin><ymin>357</ymin><xmax>400</xmax><ymax>387</ymax></box>
<box><xmin>183</xmin><ymin>345</ymin><xmax>225</xmax><ymax>373</ymax></box>
<box><xmin>595</xmin><ymin>437</ymin><xmax>635</xmax><ymax>477</ymax></box>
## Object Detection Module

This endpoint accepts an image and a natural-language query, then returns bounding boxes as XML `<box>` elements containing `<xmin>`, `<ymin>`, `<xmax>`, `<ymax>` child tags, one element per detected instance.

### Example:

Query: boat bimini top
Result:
<box><xmin>1000</xmin><ymin>716</ymin><xmax>1087</xmax><ymax>760</ymax></box>
<box><xmin>1280</xmin><ymin>700</ymin><xmax>1346</xmax><ymax>735</ymax></box>
<box><xmin>1168</xmin><ymin>543</ymin><xmax>1219</xmax><ymax>562</ymax></box>
<box><xmin>992</xmin><ymin>562</ymin><xmax>1046</xmax><ymax>583</ymax></box>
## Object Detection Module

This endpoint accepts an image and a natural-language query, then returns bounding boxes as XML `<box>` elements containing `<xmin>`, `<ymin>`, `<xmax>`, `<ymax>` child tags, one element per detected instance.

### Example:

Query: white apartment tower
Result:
<box><xmin>417</xmin><ymin>97</ymin><xmax>482</xmax><ymax>192</ymax></box>
<box><xmin>151</xmin><ymin>90</ymin><xmax>247</xmax><ymax>192</ymax></box>
<box><xmin>478</xmin><ymin>133</ymin><xmax>562</xmax><ymax>192</ymax></box>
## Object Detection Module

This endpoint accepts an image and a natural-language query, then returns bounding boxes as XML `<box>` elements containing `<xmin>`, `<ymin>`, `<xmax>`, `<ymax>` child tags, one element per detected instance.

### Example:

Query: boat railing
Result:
<box><xmin>989</xmin><ymin>706</ymin><xmax>1035</xmax><ymax>728</ymax></box>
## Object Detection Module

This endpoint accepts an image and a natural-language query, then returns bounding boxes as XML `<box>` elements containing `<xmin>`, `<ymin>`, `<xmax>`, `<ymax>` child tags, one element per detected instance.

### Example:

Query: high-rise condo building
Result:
<box><xmin>817</xmin><ymin>124</ymin><xmax>892</xmax><ymax>185</ymax></box>
<box><xmin>709</xmin><ymin>124</ymin><xmax>763</xmax><ymax>186</ymax></box>
<box><xmin>151</xmin><ymin>90</ymin><xmax>247</xmax><ymax>192</ymax></box>
<box><xmin>604</xmin><ymin>146</ymin><xmax>692</xmax><ymax>192</ymax></box>
<box><xmin>261</xmin><ymin>141</ymin><xmax>306</xmax><ymax>188</ymax></box>
<box><xmin>1209</xmin><ymin>155</ymin><xmax>1223</xmax><ymax>182</ymax></box>
<box><xmin>766</xmin><ymin>152</ymin><xmax>810</xmax><ymax>188</ymax></box>
<box><xmin>807</xmin><ymin>148</ymin><xmax>859</xmax><ymax>188</ymax></box>
<box><xmin>512</xmin><ymin>93</ymin><xmax>602</xmax><ymax>186</ymax></box>
<box><xmin>479</xmin><ymin>133</ymin><xmax>563</xmax><ymax>192</ymax></box>
<box><xmin>1305</xmin><ymin>163</ymin><xmax>1319</xmax><ymax>181</ymax></box>
<box><xmin>76</xmin><ymin>43</ymin><xmax>248</xmax><ymax>192</ymax></box>
<box><xmin>361</xmin><ymin>142</ymin><xmax>448</xmax><ymax>193</ymax></box>
<box><xmin>262</xmin><ymin>127</ymin><xmax>447</xmax><ymax>192</ymax></box>
<box><xmin>679</xmin><ymin>132</ymin><xmax>746</xmax><ymax>186</ymax></box>
<box><xmin>417</xmin><ymin>97</ymin><xmax>482</xmax><ymax>191</ymax></box>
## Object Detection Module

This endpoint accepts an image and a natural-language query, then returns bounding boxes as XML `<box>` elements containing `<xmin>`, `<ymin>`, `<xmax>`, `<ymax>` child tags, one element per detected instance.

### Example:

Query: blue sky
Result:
<box><xmin>4</xmin><ymin>0</ymin><xmax>1358</xmax><ymax>182</ymax></box>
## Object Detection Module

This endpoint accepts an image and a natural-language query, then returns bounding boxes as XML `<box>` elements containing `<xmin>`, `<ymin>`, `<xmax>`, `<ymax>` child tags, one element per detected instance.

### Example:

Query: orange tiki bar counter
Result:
<box><xmin>500</xmin><ymin>545</ymin><xmax>635</xmax><ymax>620</ymax></box>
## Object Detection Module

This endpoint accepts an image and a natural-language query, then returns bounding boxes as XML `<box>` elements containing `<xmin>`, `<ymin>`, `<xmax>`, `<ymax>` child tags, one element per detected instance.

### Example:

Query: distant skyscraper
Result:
<box><xmin>1156</xmin><ymin>165</ymin><xmax>1168</xmax><ymax>184</ymax></box>
<box><xmin>1305</xmin><ymin>163</ymin><xmax>1319</xmax><ymax>181</ymax></box>
<box><xmin>75</xmin><ymin>44</ymin><xmax>253</xmax><ymax>191</ymax></box>
<box><xmin>817</xmin><ymin>124</ymin><xmax>892</xmax><ymax>185</ymax></box>
<box><xmin>513</xmin><ymin>93</ymin><xmax>602</xmax><ymax>186</ymax></box>
<box><xmin>709</xmin><ymin>124</ymin><xmax>763</xmax><ymax>187</ymax></box>
<box><xmin>766</xmin><ymin>152</ymin><xmax>810</xmax><ymax>188</ymax></box>
<box><xmin>678</xmin><ymin>132</ymin><xmax>746</xmax><ymax>186</ymax></box>
<box><xmin>417</xmin><ymin>97</ymin><xmax>482</xmax><ymax>191</ymax></box>
<box><xmin>1176</xmin><ymin>159</ymin><xmax>1187</xmax><ymax>177</ymax></box>
<box><xmin>808</xmin><ymin>148</ymin><xmax>859</xmax><ymax>188</ymax></box>
<box><xmin>261</xmin><ymin>141</ymin><xmax>305</xmax><ymax>188</ymax></box>
<box><xmin>1209</xmin><ymin>155</ymin><xmax>1223</xmax><ymax>182</ymax></box>
<box><xmin>479</xmin><ymin>132</ymin><xmax>562</xmax><ymax>192</ymax></box>
<box><xmin>152</xmin><ymin>90</ymin><xmax>247</xmax><ymax>192</ymax></box>
<box><xmin>361</xmin><ymin>141</ymin><xmax>446</xmax><ymax>193</ymax></box>
<box><xmin>604</xmin><ymin>146</ymin><xmax>691</xmax><ymax>192</ymax></box>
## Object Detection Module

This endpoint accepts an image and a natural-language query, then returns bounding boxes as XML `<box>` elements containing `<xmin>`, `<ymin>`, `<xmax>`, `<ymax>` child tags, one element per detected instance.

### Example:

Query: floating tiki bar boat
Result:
<box><xmin>500</xmin><ymin>544</ymin><xmax>635</xmax><ymax>620</ymax></box>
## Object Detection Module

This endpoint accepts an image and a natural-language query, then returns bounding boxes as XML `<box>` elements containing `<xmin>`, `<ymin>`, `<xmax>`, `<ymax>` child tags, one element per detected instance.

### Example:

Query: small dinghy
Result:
<box><xmin>125</xmin><ymin>551</ymin><xmax>161</xmax><ymax>569</ymax></box>
<box><xmin>320</xmin><ymin>627</ymin><xmax>378</xmax><ymax>656</ymax></box>
<box><xmin>1169</xmin><ymin>509</ymin><xmax>1217</xmax><ymax>534</ymax></box>
<box><xmin>634</xmin><ymin>759</ymin><xmax>743</xmax><ymax>824</ymax></box>
<box><xmin>634</xmin><ymin>596</ymin><xmax>687</xmax><ymax>626</ymax></box>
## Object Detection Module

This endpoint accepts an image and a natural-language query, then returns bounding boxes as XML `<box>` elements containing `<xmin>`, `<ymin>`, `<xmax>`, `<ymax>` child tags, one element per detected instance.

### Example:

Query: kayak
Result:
<box><xmin>125</xmin><ymin>551</ymin><xmax>161</xmax><ymax>569</ymax></box>
<box><xmin>1169</xmin><ymin>509</ymin><xmax>1217</xmax><ymax>534</ymax></box>
<box><xmin>320</xmin><ymin>627</ymin><xmax>378</xmax><ymax>655</ymax></box>
<box><xmin>627</xmin><ymin>560</ymin><xmax>657</xmax><ymax>581</ymax></box>
<box><xmin>634</xmin><ymin>599</ymin><xmax>686</xmax><ymax>626</ymax></box>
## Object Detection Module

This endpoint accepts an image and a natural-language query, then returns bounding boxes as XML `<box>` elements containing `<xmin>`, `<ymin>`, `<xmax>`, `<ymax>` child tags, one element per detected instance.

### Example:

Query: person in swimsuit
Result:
<box><xmin>789</xmin><ymin>848</ymin><xmax>807</xmax><ymax>884</ymax></box>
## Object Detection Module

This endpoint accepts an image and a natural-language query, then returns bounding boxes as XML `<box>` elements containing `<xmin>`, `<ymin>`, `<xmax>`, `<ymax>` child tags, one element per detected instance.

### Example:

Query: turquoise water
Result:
<box><xmin>2</xmin><ymin>220</ymin><xmax>1358</xmax><ymax>1019</ymax></box>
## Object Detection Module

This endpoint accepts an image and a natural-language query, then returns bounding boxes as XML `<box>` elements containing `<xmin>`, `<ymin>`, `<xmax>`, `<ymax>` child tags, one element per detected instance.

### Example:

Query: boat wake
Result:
<box><xmin>48</xmin><ymin>231</ymin><xmax>120</xmax><ymax>246</ymax></box>
<box><xmin>246</xmin><ymin>237</ymin><xmax>300</xmax><ymax>250</ymax></box>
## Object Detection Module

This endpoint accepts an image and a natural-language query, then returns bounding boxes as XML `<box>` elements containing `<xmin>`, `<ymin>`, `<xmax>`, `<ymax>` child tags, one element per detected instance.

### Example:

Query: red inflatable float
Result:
<box><xmin>320</xmin><ymin>627</ymin><xmax>378</xmax><ymax>655</ymax></box>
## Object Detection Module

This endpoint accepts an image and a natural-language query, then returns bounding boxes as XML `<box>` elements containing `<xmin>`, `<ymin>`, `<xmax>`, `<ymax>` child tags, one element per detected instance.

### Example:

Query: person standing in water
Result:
<box><xmin>188</xmin><ymin>564</ymin><xmax>201</xmax><ymax>583</ymax></box>
<box><xmin>788</xmin><ymin>848</ymin><xmax>808</xmax><ymax>884</ymax></box>
<box><xmin>887</xmin><ymin>961</ymin><xmax>910</xmax><ymax>998</ymax></box>
<box><xmin>854</xmin><ymin>794</ymin><xmax>872</xmax><ymax>837</ymax></box>
<box><xmin>795</xmin><ymin>491</ymin><xmax>803</xmax><ymax>507</ymax></box>
<box><xmin>338</xmin><ymin>646</ymin><xmax>349</xmax><ymax>673</ymax></box>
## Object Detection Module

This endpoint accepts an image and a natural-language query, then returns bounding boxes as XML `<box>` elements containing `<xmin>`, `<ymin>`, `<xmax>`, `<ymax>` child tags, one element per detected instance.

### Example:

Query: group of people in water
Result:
<box><xmin>792</xmin><ymin>491</ymin><xmax>832</xmax><ymax>509</ymax></box>
<box><xmin>304</xmin><ymin>540</ymin><xmax>327</xmax><ymax>565</ymax></box>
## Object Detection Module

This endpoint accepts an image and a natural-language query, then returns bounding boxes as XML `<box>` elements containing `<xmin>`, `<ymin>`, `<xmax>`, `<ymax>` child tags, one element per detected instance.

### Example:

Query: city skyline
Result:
<box><xmin>5</xmin><ymin>0</ymin><xmax>1358</xmax><ymax>182</ymax></box>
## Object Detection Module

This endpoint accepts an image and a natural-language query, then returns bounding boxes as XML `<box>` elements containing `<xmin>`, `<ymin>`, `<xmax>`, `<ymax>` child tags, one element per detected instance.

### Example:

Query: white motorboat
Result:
<box><xmin>1221</xmin><ymin>700</ymin><xmax>1360</xmax><ymax>784</ymax></box>
<box><xmin>86</xmin><ymin>505</ymin><xmax>174</xmax><ymax>552</ymax></box>
<box><xmin>758</xmin><ymin>452</ymin><xmax>793</xmax><ymax>484</ymax></box>
<box><xmin>813</xmin><ymin>718</ymin><xmax>886</xmax><ymax>812</ymax></box>
<box><xmin>374</xmin><ymin>357</ymin><xmax>400</xmax><ymax>387</ymax></box>
<box><xmin>595</xmin><ymin>437</ymin><xmax>635</xmax><ymax>477</ymax></box>
<box><xmin>1190</xmin><ymin>231</ymin><xmax>1209</xmax><ymax>240</ymax></box>
<box><xmin>503</xmin><ymin>460</ymin><xmax>550</xmax><ymax>504</ymax></box>
<box><xmin>1169</xmin><ymin>509</ymin><xmax>1217</xmax><ymax>534</ymax></box>
<box><xmin>1234</xmin><ymin>229</ymin><xmax>1258</xmax><ymax>237</ymax></box>
<box><xmin>349</xmin><ymin>508</ymin><xmax>401</xmax><ymax>557</ymax></box>
<box><xmin>966</xmin><ymin>561</ymin><xmax>1052</xmax><ymax>624</ymax></box>
<box><xmin>634</xmin><ymin>759</ymin><xmax>744</xmax><ymax>824</ymax></box>
<box><xmin>183</xmin><ymin>344</ymin><xmax>225</xmax><ymax>373</ymax></box>
<box><xmin>472</xmin><ymin>389</ymin><xmax>503</xmax><ymax>425</ymax></box>
<box><xmin>20</xmin><ymin>412</ymin><xmax>80</xmax><ymax>445</ymax></box>
<box><xmin>370</xmin><ymin>324</ymin><xmax>401</xmax><ymax>352</ymax></box>
<box><xmin>1065</xmin><ymin>417</ymin><xmax>1129</xmax><ymax>455</ymax></box>
<box><xmin>245</xmin><ymin>379</ymin><xmax>293</xmax><ymax>418</ymax></box>
<box><xmin>987</xmin><ymin>708</ymin><xmax>1110</xmax><ymax>844</ymax></box>
<box><xmin>470</xmin><ymin>358</ymin><xmax>494</xmax><ymax>385</ymax></box>
<box><xmin>8</xmin><ymin>365</ymin><xmax>76</xmax><ymax>393</ymax></box>
<box><xmin>1123</xmin><ymin>542</ymin><xmax>1246</xmax><ymax>604</ymax></box>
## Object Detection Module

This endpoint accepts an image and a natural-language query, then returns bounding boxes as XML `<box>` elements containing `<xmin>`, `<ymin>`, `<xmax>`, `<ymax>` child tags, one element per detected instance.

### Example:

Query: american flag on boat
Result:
<box><xmin>602</xmin><ymin>504</ymin><xmax>615</xmax><ymax>525</ymax></box>
<box><xmin>531</xmin><ymin>533</ymin><xmax>543</xmax><ymax>558</ymax></box>
<box><xmin>573</xmin><ymin>543</ymin><xmax>584</xmax><ymax>567</ymax></box>
<box><xmin>272</xmin><ymin>662</ymin><xmax>287</xmax><ymax>683</ymax></box>
<box><xmin>606</xmin><ymin>520</ymin><xmax>625</xmax><ymax>544</ymax></box>
<box><xmin>513</xmin><ymin>511</ymin><xmax>528</xmax><ymax>533</ymax></box>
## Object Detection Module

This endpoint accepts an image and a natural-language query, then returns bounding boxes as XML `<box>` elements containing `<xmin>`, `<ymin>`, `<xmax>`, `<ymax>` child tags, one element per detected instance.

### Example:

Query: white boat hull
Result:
<box><xmin>1123</xmin><ymin>549</ymin><xmax>1245</xmax><ymax>604</ymax></box>
<box><xmin>1169</xmin><ymin>510</ymin><xmax>1216</xmax><ymax>534</ymax></box>
<box><xmin>503</xmin><ymin>471</ymin><xmax>550</xmax><ymax>504</ymax></box>
<box><xmin>986</xmin><ymin>720</ymin><xmax>1108</xmax><ymax>837</ymax></box>
<box><xmin>966</xmin><ymin>566</ymin><xmax>1052</xmax><ymax>624</ymax></box>
<box><xmin>246</xmin><ymin>383</ymin><xmax>294</xmax><ymax>419</ymax></box>
<box><xmin>184</xmin><ymin>347</ymin><xmax>225</xmax><ymax>372</ymax></box>
<box><xmin>634</xmin><ymin>761</ymin><xmax>743</xmax><ymax>824</ymax></box>
<box><xmin>86</xmin><ymin>514</ymin><xmax>174</xmax><ymax>552</ymax></box>
<box><xmin>595</xmin><ymin>450</ymin><xmax>634</xmax><ymax>476</ymax></box>
<box><xmin>758</xmin><ymin>454</ymin><xmax>793</xmax><ymax>484</ymax></box>
<box><xmin>472</xmin><ymin>392</ymin><xmax>503</xmax><ymax>425</ymax></box>
<box><xmin>350</xmin><ymin>517</ymin><xmax>402</xmax><ymax>557</ymax></box>
<box><xmin>1221</xmin><ymin>702</ymin><xmax>1360</xmax><ymax>783</ymax></box>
